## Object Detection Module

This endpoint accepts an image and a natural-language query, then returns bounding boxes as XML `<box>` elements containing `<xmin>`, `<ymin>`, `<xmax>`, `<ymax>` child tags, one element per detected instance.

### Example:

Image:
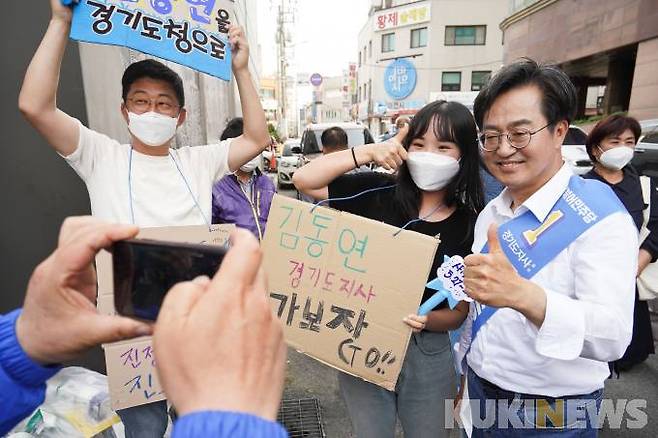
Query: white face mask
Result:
<box><xmin>406</xmin><ymin>151</ymin><xmax>460</xmax><ymax>192</ymax></box>
<box><xmin>240</xmin><ymin>156</ymin><xmax>260</xmax><ymax>173</ymax></box>
<box><xmin>598</xmin><ymin>146</ymin><xmax>634</xmax><ymax>171</ymax></box>
<box><xmin>128</xmin><ymin>111</ymin><xmax>178</xmax><ymax>147</ymax></box>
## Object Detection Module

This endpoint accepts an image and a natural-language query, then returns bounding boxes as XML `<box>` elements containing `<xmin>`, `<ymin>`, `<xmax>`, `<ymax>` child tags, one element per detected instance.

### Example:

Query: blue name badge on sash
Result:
<box><xmin>68</xmin><ymin>0</ymin><xmax>233</xmax><ymax>81</ymax></box>
<box><xmin>471</xmin><ymin>176</ymin><xmax>625</xmax><ymax>341</ymax></box>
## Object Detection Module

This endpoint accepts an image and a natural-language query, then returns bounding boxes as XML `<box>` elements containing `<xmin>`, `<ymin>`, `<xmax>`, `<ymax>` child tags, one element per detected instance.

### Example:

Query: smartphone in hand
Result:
<box><xmin>113</xmin><ymin>239</ymin><xmax>227</xmax><ymax>321</ymax></box>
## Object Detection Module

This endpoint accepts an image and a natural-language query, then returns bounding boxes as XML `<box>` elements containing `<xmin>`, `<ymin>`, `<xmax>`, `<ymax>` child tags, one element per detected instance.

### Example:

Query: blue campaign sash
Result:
<box><xmin>470</xmin><ymin>175</ymin><xmax>625</xmax><ymax>341</ymax></box>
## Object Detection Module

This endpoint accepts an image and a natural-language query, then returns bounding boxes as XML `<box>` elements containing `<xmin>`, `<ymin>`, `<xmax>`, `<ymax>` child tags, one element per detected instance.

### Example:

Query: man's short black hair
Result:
<box><xmin>122</xmin><ymin>59</ymin><xmax>185</xmax><ymax>107</ymax></box>
<box><xmin>473</xmin><ymin>58</ymin><xmax>577</xmax><ymax>131</ymax></box>
<box><xmin>321</xmin><ymin>127</ymin><xmax>348</xmax><ymax>151</ymax></box>
<box><xmin>221</xmin><ymin>117</ymin><xmax>244</xmax><ymax>140</ymax></box>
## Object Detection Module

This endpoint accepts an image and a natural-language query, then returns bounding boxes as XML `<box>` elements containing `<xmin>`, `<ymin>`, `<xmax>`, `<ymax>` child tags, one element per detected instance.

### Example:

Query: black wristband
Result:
<box><xmin>351</xmin><ymin>147</ymin><xmax>359</xmax><ymax>169</ymax></box>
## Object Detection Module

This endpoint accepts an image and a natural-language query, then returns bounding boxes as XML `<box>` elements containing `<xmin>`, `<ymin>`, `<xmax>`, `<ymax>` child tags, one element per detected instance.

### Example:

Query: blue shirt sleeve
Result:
<box><xmin>0</xmin><ymin>309</ymin><xmax>61</xmax><ymax>435</ymax></box>
<box><xmin>172</xmin><ymin>411</ymin><xmax>288</xmax><ymax>438</ymax></box>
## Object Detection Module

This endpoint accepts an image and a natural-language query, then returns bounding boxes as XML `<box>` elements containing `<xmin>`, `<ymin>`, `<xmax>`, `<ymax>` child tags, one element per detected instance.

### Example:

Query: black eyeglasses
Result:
<box><xmin>479</xmin><ymin>123</ymin><xmax>552</xmax><ymax>152</ymax></box>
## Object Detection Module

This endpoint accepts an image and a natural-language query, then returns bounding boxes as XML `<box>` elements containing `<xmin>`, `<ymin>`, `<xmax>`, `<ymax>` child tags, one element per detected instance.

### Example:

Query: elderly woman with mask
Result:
<box><xmin>583</xmin><ymin>114</ymin><xmax>656</xmax><ymax>372</ymax></box>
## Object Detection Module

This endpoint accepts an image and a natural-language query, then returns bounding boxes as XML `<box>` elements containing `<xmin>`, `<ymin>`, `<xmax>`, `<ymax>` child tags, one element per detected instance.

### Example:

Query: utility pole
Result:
<box><xmin>275</xmin><ymin>0</ymin><xmax>297</xmax><ymax>139</ymax></box>
<box><xmin>276</xmin><ymin>3</ymin><xmax>288</xmax><ymax>139</ymax></box>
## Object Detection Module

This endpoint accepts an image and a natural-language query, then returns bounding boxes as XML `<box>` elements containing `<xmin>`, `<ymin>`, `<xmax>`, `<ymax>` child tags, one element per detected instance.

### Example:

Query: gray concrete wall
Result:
<box><xmin>0</xmin><ymin>3</ymin><xmax>104</xmax><ymax>370</ymax></box>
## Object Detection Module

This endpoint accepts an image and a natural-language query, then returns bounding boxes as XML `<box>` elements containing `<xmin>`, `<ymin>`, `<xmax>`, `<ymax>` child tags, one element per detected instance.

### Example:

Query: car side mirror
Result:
<box><xmin>291</xmin><ymin>146</ymin><xmax>302</xmax><ymax>154</ymax></box>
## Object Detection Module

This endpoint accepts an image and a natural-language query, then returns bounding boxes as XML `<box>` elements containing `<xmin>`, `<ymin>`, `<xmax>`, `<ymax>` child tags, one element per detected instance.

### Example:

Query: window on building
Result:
<box><xmin>382</xmin><ymin>32</ymin><xmax>395</xmax><ymax>53</ymax></box>
<box><xmin>358</xmin><ymin>51</ymin><xmax>361</xmax><ymax>67</ymax></box>
<box><xmin>445</xmin><ymin>25</ymin><xmax>486</xmax><ymax>45</ymax></box>
<box><xmin>369</xmin><ymin>40</ymin><xmax>372</xmax><ymax>58</ymax></box>
<box><xmin>471</xmin><ymin>71</ymin><xmax>491</xmax><ymax>91</ymax></box>
<box><xmin>442</xmin><ymin>72</ymin><xmax>461</xmax><ymax>91</ymax></box>
<box><xmin>410</xmin><ymin>27</ymin><xmax>428</xmax><ymax>48</ymax></box>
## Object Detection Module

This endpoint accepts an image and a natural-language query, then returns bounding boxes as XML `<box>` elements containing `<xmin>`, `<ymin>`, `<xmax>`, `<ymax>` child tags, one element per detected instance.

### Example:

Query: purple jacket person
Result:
<box><xmin>212</xmin><ymin>166</ymin><xmax>275</xmax><ymax>240</ymax></box>
<box><xmin>212</xmin><ymin>117</ymin><xmax>276</xmax><ymax>239</ymax></box>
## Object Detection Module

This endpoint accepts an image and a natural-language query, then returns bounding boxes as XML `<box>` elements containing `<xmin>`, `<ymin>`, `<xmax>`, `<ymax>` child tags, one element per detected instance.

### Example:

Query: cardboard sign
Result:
<box><xmin>96</xmin><ymin>224</ymin><xmax>233</xmax><ymax>410</ymax></box>
<box><xmin>262</xmin><ymin>195</ymin><xmax>439</xmax><ymax>390</ymax></box>
<box><xmin>69</xmin><ymin>0</ymin><xmax>233</xmax><ymax>81</ymax></box>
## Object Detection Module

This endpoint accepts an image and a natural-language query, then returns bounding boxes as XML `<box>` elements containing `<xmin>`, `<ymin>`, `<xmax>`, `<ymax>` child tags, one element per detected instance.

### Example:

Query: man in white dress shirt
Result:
<box><xmin>459</xmin><ymin>59</ymin><xmax>637</xmax><ymax>436</ymax></box>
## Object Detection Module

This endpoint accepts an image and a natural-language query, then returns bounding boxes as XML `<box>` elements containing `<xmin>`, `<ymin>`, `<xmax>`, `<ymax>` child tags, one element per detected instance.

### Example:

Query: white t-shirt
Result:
<box><xmin>63</xmin><ymin>121</ymin><xmax>232</xmax><ymax>227</ymax></box>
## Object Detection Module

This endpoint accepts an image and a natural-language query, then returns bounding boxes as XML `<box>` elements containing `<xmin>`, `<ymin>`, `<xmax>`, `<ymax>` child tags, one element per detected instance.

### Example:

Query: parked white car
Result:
<box><xmin>561</xmin><ymin>125</ymin><xmax>592</xmax><ymax>175</ymax></box>
<box><xmin>277</xmin><ymin>140</ymin><xmax>302</xmax><ymax>189</ymax></box>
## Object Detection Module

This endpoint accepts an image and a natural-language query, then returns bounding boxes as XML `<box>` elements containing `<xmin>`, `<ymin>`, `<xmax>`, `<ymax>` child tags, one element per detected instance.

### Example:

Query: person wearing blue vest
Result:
<box><xmin>457</xmin><ymin>59</ymin><xmax>637</xmax><ymax>437</ymax></box>
<box><xmin>0</xmin><ymin>217</ymin><xmax>288</xmax><ymax>438</ymax></box>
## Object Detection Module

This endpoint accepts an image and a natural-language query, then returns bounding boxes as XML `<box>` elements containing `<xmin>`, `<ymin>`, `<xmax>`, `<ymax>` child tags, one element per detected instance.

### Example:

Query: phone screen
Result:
<box><xmin>113</xmin><ymin>239</ymin><xmax>227</xmax><ymax>321</ymax></box>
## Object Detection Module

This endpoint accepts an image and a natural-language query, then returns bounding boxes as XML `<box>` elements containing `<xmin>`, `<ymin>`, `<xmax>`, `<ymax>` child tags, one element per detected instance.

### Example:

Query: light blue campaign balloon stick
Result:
<box><xmin>418</xmin><ymin>255</ymin><xmax>460</xmax><ymax>316</ymax></box>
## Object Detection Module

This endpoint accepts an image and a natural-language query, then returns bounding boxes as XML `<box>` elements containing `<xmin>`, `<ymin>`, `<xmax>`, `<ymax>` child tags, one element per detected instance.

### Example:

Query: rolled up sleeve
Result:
<box><xmin>534</xmin><ymin>212</ymin><xmax>637</xmax><ymax>361</ymax></box>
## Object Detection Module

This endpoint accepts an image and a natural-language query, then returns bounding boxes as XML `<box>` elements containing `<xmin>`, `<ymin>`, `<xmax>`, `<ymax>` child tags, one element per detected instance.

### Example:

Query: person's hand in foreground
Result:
<box><xmin>154</xmin><ymin>229</ymin><xmax>287</xmax><ymax>421</ymax></box>
<box><xmin>15</xmin><ymin>217</ymin><xmax>152</xmax><ymax>365</ymax></box>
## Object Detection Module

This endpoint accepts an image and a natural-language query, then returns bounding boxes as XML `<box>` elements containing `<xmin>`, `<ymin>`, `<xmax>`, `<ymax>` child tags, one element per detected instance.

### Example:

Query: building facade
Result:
<box><xmin>501</xmin><ymin>0</ymin><xmax>658</xmax><ymax>121</ymax></box>
<box><xmin>356</xmin><ymin>0</ymin><xmax>507</xmax><ymax>136</ymax></box>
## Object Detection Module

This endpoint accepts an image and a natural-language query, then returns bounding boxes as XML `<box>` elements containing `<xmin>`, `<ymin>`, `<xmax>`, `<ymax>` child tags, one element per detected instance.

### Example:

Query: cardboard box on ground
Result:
<box><xmin>262</xmin><ymin>195</ymin><xmax>439</xmax><ymax>390</ymax></box>
<box><xmin>96</xmin><ymin>224</ymin><xmax>234</xmax><ymax>411</ymax></box>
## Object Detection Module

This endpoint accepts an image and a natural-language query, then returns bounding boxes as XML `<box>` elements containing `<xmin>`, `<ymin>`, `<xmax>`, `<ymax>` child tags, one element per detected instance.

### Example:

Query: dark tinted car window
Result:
<box><xmin>563</xmin><ymin>127</ymin><xmax>588</xmax><ymax>145</ymax></box>
<box><xmin>302</xmin><ymin>130</ymin><xmax>321</xmax><ymax>155</ymax></box>
<box><xmin>643</xmin><ymin>133</ymin><xmax>658</xmax><ymax>144</ymax></box>
<box><xmin>364</xmin><ymin>129</ymin><xmax>375</xmax><ymax>144</ymax></box>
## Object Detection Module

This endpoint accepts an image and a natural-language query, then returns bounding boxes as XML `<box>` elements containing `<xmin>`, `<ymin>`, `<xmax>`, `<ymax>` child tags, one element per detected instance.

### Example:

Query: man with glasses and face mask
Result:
<box><xmin>456</xmin><ymin>59</ymin><xmax>638</xmax><ymax>437</ymax></box>
<box><xmin>18</xmin><ymin>1</ymin><xmax>270</xmax><ymax>437</ymax></box>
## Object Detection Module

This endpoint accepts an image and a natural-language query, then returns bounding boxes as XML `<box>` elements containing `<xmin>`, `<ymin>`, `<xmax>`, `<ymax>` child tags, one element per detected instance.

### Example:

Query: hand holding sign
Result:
<box><xmin>463</xmin><ymin>224</ymin><xmax>526</xmax><ymax>308</ymax></box>
<box><xmin>53</xmin><ymin>0</ymin><xmax>73</xmax><ymax>22</ymax></box>
<box><xmin>228</xmin><ymin>24</ymin><xmax>249</xmax><ymax>72</ymax></box>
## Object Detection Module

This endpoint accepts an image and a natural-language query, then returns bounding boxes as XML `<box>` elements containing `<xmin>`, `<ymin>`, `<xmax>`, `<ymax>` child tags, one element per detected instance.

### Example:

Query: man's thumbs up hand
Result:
<box><xmin>463</xmin><ymin>224</ymin><xmax>525</xmax><ymax>308</ymax></box>
<box><xmin>487</xmin><ymin>224</ymin><xmax>503</xmax><ymax>254</ymax></box>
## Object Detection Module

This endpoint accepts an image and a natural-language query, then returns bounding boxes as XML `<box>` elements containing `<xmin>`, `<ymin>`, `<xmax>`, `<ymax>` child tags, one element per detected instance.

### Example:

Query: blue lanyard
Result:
<box><xmin>312</xmin><ymin>184</ymin><xmax>444</xmax><ymax>236</ymax></box>
<box><xmin>128</xmin><ymin>147</ymin><xmax>211</xmax><ymax>229</ymax></box>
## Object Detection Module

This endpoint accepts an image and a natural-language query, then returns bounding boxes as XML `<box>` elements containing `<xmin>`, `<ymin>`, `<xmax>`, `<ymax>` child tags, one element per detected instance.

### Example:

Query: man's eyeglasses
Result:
<box><xmin>126</xmin><ymin>96</ymin><xmax>180</xmax><ymax>116</ymax></box>
<box><xmin>478</xmin><ymin>123</ymin><xmax>552</xmax><ymax>152</ymax></box>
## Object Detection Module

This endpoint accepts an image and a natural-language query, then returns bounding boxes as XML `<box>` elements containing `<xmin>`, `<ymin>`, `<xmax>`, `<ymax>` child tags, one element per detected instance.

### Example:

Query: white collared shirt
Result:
<box><xmin>460</xmin><ymin>163</ymin><xmax>637</xmax><ymax>397</ymax></box>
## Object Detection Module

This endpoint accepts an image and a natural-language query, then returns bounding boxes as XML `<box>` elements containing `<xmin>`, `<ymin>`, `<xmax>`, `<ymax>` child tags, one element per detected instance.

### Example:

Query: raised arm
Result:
<box><xmin>18</xmin><ymin>0</ymin><xmax>79</xmax><ymax>156</ymax></box>
<box><xmin>226</xmin><ymin>25</ymin><xmax>270</xmax><ymax>172</ymax></box>
<box><xmin>293</xmin><ymin>132</ymin><xmax>408</xmax><ymax>200</ymax></box>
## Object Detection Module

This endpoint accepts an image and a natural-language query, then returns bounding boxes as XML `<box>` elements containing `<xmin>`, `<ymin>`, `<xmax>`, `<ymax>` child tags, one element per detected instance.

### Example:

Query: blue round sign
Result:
<box><xmin>310</xmin><ymin>73</ymin><xmax>323</xmax><ymax>87</ymax></box>
<box><xmin>384</xmin><ymin>59</ymin><xmax>417</xmax><ymax>100</ymax></box>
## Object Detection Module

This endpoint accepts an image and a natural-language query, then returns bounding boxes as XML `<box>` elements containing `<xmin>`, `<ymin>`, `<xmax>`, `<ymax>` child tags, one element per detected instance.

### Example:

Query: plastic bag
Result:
<box><xmin>7</xmin><ymin>367</ymin><xmax>120</xmax><ymax>438</ymax></box>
